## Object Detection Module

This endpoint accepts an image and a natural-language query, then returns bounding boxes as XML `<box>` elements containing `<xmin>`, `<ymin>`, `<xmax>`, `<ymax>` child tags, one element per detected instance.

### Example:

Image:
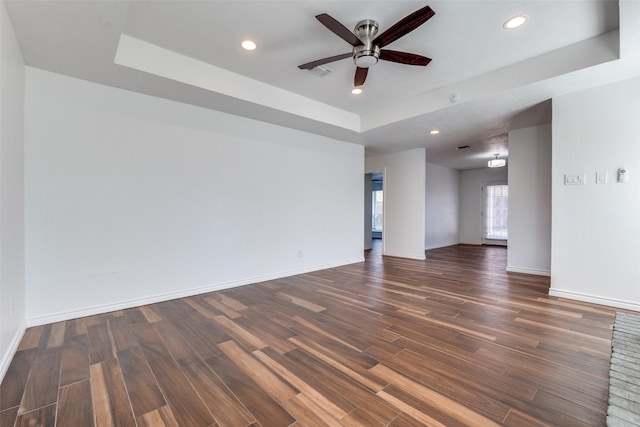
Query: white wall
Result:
<box><xmin>459</xmin><ymin>167</ymin><xmax>509</xmax><ymax>245</ymax></box>
<box><xmin>507</xmin><ymin>124</ymin><xmax>552</xmax><ymax>276</ymax></box>
<box><xmin>0</xmin><ymin>1</ymin><xmax>26</xmax><ymax>380</ymax></box>
<box><xmin>551</xmin><ymin>76</ymin><xmax>640</xmax><ymax>311</ymax></box>
<box><xmin>25</xmin><ymin>68</ymin><xmax>364</xmax><ymax>324</ymax></box>
<box><xmin>425</xmin><ymin>162</ymin><xmax>459</xmax><ymax>249</ymax></box>
<box><xmin>366</xmin><ymin>149</ymin><xmax>426</xmax><ymax>260</ymax></box>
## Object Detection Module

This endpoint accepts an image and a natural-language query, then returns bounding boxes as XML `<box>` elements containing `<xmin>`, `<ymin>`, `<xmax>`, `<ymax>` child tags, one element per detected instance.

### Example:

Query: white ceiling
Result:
<box><xmin>6</xmin><ymin>0</ymin><xmax>640</xmax><ymax>169</ymax></box>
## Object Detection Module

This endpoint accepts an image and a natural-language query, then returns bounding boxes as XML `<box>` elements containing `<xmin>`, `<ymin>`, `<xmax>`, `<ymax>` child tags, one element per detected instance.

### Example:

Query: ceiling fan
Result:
<box><xmin>298</xmin><ymin>5</ymin><xmax>435</xmax><ymax>88</ymax></box>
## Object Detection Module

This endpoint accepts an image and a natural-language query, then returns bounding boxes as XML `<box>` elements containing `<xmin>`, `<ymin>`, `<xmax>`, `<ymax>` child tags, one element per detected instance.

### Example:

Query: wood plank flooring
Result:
<box><xmin>1</xmin><ymin>243</ymin><xmax>624</xmax><ymax>426</ymax></box>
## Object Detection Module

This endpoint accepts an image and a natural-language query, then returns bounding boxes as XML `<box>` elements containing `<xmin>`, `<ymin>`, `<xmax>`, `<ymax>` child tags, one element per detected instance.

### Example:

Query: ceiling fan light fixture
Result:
<box><xmin>353</xmin><ymin>44</ymin><xmax>380</xmax><ymax>68</ymax></box>
<box><xmin>488</xmin><ymin>154</ymin><xmax>506</xmax><ymax>168</ymax></box>
<box><xmin>430</xmin><ymin>129</ymin><xmax>440</xmax><ymax>135</ymax></box>
<box><xmin>351</xmin><ymin>87</ymin><xmax>363</xmax><ymax>95</ymax></box>
<box><xmin>241</xmin><ymin>40</ymin><xmax>257</xmax><ymax>51</ymax></box>
<box><xmin>354</xmin><ymin>54</ymin><xmax>378</xmax><ymax>68</ymax></box>
<box><xmin>503</xmin><ymin>15</ymin><xmax>527</xmax><ymax>29</ymax></box>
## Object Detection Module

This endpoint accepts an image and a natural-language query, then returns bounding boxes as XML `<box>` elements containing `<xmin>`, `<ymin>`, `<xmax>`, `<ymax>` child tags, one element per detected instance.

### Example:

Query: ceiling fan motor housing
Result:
<box><xmin>353</xmin><ymin>19</ymin><xmax>380</xmax><ymax>68</ymax></box>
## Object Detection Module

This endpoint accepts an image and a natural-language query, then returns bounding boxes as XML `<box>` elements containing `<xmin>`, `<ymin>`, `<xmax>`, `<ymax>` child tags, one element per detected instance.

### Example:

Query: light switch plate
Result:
<box><xmin>596</xmin><ymin>171</ymin><xmax>608</xmax><ymax>184</ymax></box>
<box><xmin>565</xmin><ymin>173</ymin><xmax>586</xmax><ymax>185</ymax></box>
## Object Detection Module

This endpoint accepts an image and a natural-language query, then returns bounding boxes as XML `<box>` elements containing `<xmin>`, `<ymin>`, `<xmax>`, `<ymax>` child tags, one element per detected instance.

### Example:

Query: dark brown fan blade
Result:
<box><xmin>380</xmin><ymin>50</ymin><xmax>432</xmax><ymax>66</ymax></box>
<box><xmin>354</xmin><ymin>67</ymin><xmax>368</xmax><ymax>87</ymax></box>
<box><xmin>316</xmin><ymin>13</ymin><xmax>363</xmax><ymax>47</ymax></box>
<box><xmin>298</xmin><ymin>53</ymin><xmax>352</xmax><ymax>70</ymax></box>
<box><xmin>374</xmin><ymin>5</ymin><xmax>435</xmax><ymax>48</ymax></box>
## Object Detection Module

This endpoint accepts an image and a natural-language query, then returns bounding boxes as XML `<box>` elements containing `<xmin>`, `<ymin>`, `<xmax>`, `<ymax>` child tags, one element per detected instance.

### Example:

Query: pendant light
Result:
<box><xmin>488</xmin><ymin>154</ymin><xmax>506</xmax><ymax>168</ymax></box>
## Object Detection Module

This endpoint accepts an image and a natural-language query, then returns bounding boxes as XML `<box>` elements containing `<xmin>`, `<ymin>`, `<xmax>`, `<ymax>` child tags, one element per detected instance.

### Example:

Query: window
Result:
<box><xmin>483</xmin><ymin>183</ymin><xmax>508</xmax><ymax>241</ymax></box>
<box><xmin>372</xmin><ymin>190</ymin><xmax>383</xmax><ymax>232</ymax></box>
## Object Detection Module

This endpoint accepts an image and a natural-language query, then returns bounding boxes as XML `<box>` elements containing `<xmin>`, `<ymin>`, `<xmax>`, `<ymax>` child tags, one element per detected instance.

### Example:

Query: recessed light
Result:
<box><xmin>503</xmin><ymin>15</ymin><xmax>527</xmax><ymax>29</ymax></box>
<box><xmin>351</xmin><ymin>87</ymin><xmax>363</xmax><ymax>95</ymax></box>
<box><xmin>241</xmin><ymin>40</ymin><xmax>257</xmax><ymax>51</ymax></box>
<box><xmin>430</xmin><ymin>129</ymin><xmax>440</xmax><ymax>135</ymax></box>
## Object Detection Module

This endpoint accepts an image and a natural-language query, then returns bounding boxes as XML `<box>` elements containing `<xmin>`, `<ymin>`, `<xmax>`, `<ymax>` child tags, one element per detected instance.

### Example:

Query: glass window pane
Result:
<box><xmin>372</xmin><ymin>190</ymin><xmax>383</xmax><ymax>232</ymax></box>
<box><xmin>484</xmin><ymin>184</ymin><xmax>508</xmax><ymax>240</ymax></box>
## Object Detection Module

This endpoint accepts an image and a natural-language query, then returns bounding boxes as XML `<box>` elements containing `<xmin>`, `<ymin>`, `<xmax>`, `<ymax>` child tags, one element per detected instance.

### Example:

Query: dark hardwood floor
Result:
<box><xmin>1</xmin><ymin>242</ymin><xmax>622</xmax><ymax>426</ymax></box>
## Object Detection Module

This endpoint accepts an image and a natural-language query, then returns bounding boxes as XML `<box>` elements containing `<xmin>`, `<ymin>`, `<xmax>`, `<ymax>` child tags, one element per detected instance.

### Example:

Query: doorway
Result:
<box><xmin>364</xmin><ymin>171</ymin><xmax>384</xmax><ymax>251</ymax></box>
<box><xmin>372</xmin><ymin>173</ymin><xmax>383</xmax><ymax>239</ymax></box>
<box><xmin>482</xmin><ymin>181</ymin><xmax>508</xmax><ymax>246</ymax></box>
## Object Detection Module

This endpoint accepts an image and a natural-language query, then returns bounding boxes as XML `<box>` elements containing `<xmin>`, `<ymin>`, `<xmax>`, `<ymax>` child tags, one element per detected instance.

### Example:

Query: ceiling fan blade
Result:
<box><xmin>298</xmin><ymin>53</ymin><xmax>352</xmax><ymax>70</ymax></box>
<box><xmin>354</xmin><ymin>67</ymin><xmax>368</xmax><ymax>87</ymax></box>
<box><xmin>374</xmin><ymin>5</ymin><xmax>435</xmax><ymax>48</ymax></box>
<box><xmin>316</xmin><ymin>13</ymin><xmax>364</xmax><ymax>47</ymax></box>
<box><xmin>380</xmin><ymin>50</ymin><xmax>432</xmax><ymax>66</ymax></box>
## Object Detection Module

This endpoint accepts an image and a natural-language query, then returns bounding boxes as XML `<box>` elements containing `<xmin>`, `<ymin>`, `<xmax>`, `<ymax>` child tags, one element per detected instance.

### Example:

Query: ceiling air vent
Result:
<box><xmin>308</xmin><ymin>65</ymin><xmax>333</xmax><ymax>77</ymax></box>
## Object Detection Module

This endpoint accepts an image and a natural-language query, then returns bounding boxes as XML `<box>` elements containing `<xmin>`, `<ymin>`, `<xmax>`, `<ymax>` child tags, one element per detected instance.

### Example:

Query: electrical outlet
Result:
<box><xmin>565</xmin><ymin>173</ymin><xmax>586</xmax><ymax>185</ymax></box>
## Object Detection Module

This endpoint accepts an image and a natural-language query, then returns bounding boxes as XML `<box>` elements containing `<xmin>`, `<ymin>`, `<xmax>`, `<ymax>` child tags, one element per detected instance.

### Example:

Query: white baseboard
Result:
<box><xmin>506</xmin><ymin>265</ymin><xmax>551</xmax><ymax>276</ymax></box>
<box><xmin>1</xmin><ymin>320</ymin><xmax>26</xmax><ymax>383</ymax></box>
<box><xmin>549</xmin><ymin>288</ymin><xmax>640</xmax><ymax>312</ymax></box>
<box><xmin>382</xmin><ymin>251</ymin><xmax>426</xmax><ymax>261</ymax></box>
<box><xmin>424</xmin><ymin>241</ymin><xmax>459</xmax><ymax>251</ymax></box>
<box><xmin>26</xmin><ymin>257</ymin><xmax>364</xmax><ymax>327</ymax></box>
